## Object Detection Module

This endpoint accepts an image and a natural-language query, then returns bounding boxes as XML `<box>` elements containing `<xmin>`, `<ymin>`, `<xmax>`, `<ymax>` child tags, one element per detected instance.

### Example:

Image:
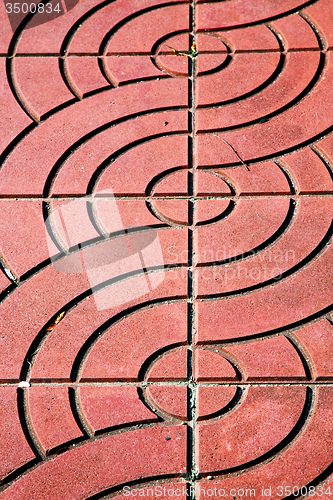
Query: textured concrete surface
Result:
<box><xmin>0</xmin><ymin>0</ymin><xmax>333</xmax><ymax>498</ymax></box>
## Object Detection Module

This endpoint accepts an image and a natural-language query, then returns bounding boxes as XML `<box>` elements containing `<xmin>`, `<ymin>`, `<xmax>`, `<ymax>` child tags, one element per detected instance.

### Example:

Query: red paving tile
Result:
<box><xmin>0</xmin><ymin>387</ymin><xmax>35</xmax><ymax>478</ymax></box>
<box><xmin>197</xmin><ymin>386</ymin><xmax>307</xmax><ymax>472</ymax></box>
<box><xmin>0</xmin><ymin>200</ymin><xmax>51</xmax><ymax>276</ymax></box>
<box><xmin>271</xmin><ymin>13</ymin><xmax>320</xmax><ymax>49</ymax></box>
<box><xmin>13</xmin><ymin>57</ymin><xmax>74</xmax><ymax>119</ymax></box>
<box><xmin>28</xmin><ymin>386</ymin><xmax>84</xmax><ymax>453</ymax></box>
<box><xmin>197</xmin><ymin>387</ymin><xmax>333</xmax><ymax>499</ymax></box>
<box><xmin>0</xmin><ymin>271</ymin><xmax>11</xmax><ymax>293</ymax></box>
<box><xmin>1</xmin><ymin>0</ymin><xmax>333</xmax><ymax>498</ymax></box>
<box><xmin>0</xmin><ymin>59</ymin><xmax>32</xmax><ymax>153</ymax></box>
<box><xmin>79</xmin><ymin>386</ymin><xmax>159</xmax><ymax>432</ymax></box>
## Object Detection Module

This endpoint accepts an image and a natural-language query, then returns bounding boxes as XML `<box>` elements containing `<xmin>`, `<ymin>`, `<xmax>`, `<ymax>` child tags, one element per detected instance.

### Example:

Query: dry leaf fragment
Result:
<box><xmin>45</xmin><ymin>311</ymin><xmax>66</xmax><ymax>332</ymax></box>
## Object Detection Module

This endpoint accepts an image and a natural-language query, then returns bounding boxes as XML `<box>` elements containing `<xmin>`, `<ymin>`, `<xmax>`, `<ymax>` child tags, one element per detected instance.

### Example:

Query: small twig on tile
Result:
<box><xmin>212</xmin><ymin>134</ymin><xmax>250</xmax><ymax>171</ymax></box>
<box><xmin>167</xmin><ymin>45</ymin><xmax>188</xmax><ymax>56</ymax></box>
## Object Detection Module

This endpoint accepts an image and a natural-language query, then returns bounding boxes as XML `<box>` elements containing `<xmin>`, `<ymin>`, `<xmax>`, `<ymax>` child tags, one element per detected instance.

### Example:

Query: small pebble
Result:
<box><xmin>18</xmin><ymin>381</ymin><xmax>30</xmax><ymax>388</ymax></box>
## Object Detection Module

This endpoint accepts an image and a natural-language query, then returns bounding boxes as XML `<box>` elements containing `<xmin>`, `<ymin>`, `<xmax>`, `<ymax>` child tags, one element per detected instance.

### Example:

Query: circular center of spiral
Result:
<box><xmin>149</xmin><ymin>169</ymin><xmax>236</xmax><ymax>227</ymax></box>
<box><xmin>155</xmin><ymin>33</ymin><xmax>230</xmax><ymax>77</ymax></box>
<box><xmin>144</xmin><ymin>347</ymin><xmax>240</xmax><ymax>421</ymax></box>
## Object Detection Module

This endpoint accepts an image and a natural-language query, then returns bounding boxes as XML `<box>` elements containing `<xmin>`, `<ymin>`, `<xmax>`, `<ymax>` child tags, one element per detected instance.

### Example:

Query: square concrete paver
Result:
<box><xmin>0</xmin><ymin>0</ymin><xmax>333</xmax><ymax>498</ymax></box>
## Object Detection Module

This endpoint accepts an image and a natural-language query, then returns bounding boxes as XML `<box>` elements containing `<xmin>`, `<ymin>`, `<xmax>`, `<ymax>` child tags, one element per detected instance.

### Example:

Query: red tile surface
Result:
<box><xmin>1</xmin><ymin>0</ymin><xmax>333</xmax><ymax>497</ymax></box>
<box><xmin>271</xmin><ymin>13</ymin><xmax>320</xmax><ymax>49</ymax></box>
<box><xmin>0</xmin><ymin>200</ymin><xmax>51</xmax><ymax>277</ymax></box>
<box><xmin>305</xmin><ymin>0</ymin><xmax>333</xmax><ymax>48</ymax></box>
<box><xmin>197</xmin><ymin>51</ymin><xmax>321</xmax><ymax>124</ymax></box>
<box><xmin>28</xmin><ymin>386</ymin><xmax>83</xmax><ymax>452</ymax></box>
<box><xmin>0</xmin><ymin>1</ymin><xmax>14</xmax><ymax>53</ymax></box>
<box><xmin>13</xmin><ymin>57</ymin><xmax>74</xmax><ymax>119</ymax></box>
<box><xmin>147</xmin><ymin>385</ymin><xmax>188</xmax><ymax>419</ymax></box>
<box><xmin>0</xmin><ymin>271</ymin><xmax>11</xmax><ymax>293</ymax></box>
<box><xmin>196</xmin><ymin>198</ymin><xmax>333</xmax><ymax>294</ymax></box>
<box><xmin>208</xmin><ymin>161</ymin><xmax>291</xmax><ymax>194</ymax></box>
<box><xmin>197</xmin><ymin>52</ymin><xmax>282</xmax><ymax>107</ymax></box>
<box><xmin>0</xmin><ymin>59</ymin><xmax>32</xmax><ymax>153</ymax></box>
<box><xmin>196</xmin><ymin>0</ymin><xmax>312</xmax><ymax>29</ymax></box>
<box><xmin>105</xmin><ymin>56</ymin><xmax>162</xmax><ymax>85</ymax></box>
<box><xmin>197</xmin><ymin>386</ymin><xmax>307</xmax><ymax>472</ymax></box>
<box><xmin>114</xmin><ymin>482</ymin><xmax>188</xmax><ymax>500</ymax></box>
<box><xmin>68</xmin><ymin>0</ymin><xmax>189</xmax><ymax>54</ymax></box>
<box><xmin>13</xmin><ymin>0</ymin><xmax>103</xmax><ymax>54</ymax></box>
<box><xmin>104</xmin><ymin>4</ymin><xmax>190</xmax><ymax>54</ymax></box>
<box><xmin>0</xmin><ymin>426</ymin><xmax>187</xmax><ymax>499</ymax></box>
<box><xmin>65</xmin><ymin>56</ymin><xmax>108</xmax><ymax>96</ymax></box>
<box><xmin>195</xmin><ymin>198</ymin><xmax>291</xmax><ymax>264</ymax></box>
<box><xmin>197</xmin><ymin>387</ymin><xmax>333</xmax><ymax>498</ymax></box>
<box><xmin>79</xmin><ymin>386</ymin><xmax>158</xmax><ymax>432</ymax></box>
<box><xmin>293</xmin><ymin>319</ymin><xmax>333</xmax><ymax>379</ymax></box>
<box><xmin>282</xmin><ymin>147</ymin><xmax>333</xmax><ymax>192</ymax></box>
<box><xmin>196</xmin><ymin>242</ymin><xmax>333</xmax><ymax>341</ymax></box>
<box><xmin>195</xmin><ymin>349</ymin><xmax>237</xmax><ymax>381</ymax></box>
<box><xmin>0</xmin><ymin>387</ymin><xmax>35</xmax><ymax>478</ymax></box>
<box><xmin>80</xmin><ymin>301</ymin><xmax>188</xmax><ymax>381</ymax></box>
<box><xmin>0</xmin><ymin>84</ymin><xmax>188</xmax><ymax>195</ymax></box>
<box><xmin>197</xmin><ymin>386</ymin><xmax>237</xmax><ymax>418</ymax></box>
<box><xmin>147</xmin><ymin>348</ymin><xmax>188</xmax><ymax>380</ymax></box>
<box><xmin>29</xmin><ymin>298</ymin><xmax>188</xmax><ymax>382</ymax></box>
<box><xmin>208</xmin><ymin>25</ymin><xmax>280</xmax><ymax>52</ymax></box>
<box><xmin>222</xmin><ymin>336</ymin><xmax>306</xmax><ymax>380</ymax></box>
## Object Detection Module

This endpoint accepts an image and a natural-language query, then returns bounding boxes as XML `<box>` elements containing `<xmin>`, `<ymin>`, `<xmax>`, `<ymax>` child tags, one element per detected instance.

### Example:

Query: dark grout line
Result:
<box><xmin>185</xmin><ymin>1</ymin><xmax>199</xmax><ymax>493</ymax></box>
<box><xmin>0</xmin><ymin>193</ymin><xmax>332</xmax><ymax>201</ymax></box>
<box><xmin>2</xmin><ymin>380</ymin><xmax>333</xmax><ymax>387</ymax></box>
<box><xmin>0</xmin><ymin>48</ymin><xmax>330</xmax><ymax>58</ymax></box>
